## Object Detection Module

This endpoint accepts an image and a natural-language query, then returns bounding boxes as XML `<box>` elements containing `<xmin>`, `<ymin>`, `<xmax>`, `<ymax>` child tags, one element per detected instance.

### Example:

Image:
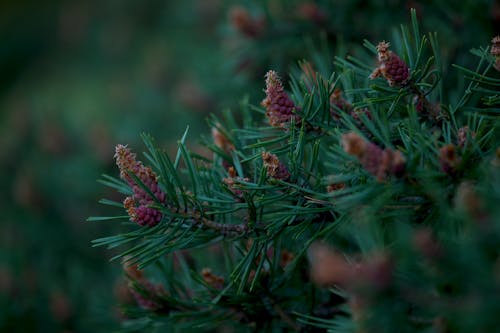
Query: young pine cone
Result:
<box><xmin>262</xmin><ymin>151</ymin><xmax>291</xmax><ymax>181</ymax></box>
<box><xmin>341</xmin><ymin>132</ymin><xmax>406</xmax><ymax>181</ymax></box>
<box><xmin>261</xmin><ymin>70</ymin><xmax>300</xmax><ymax>128</ymax></box>
<box><xmin>439</xmin><ymin>144</ymin><xmax>461</xmax><ymax>176</ymax></box>
<box><xmin>370</xmin><ymin>41</ymin><xmax>410</xmax><ymax>87</ymax></box>
<box><xmin>115</xmin><ymin>144</ymin><xmax>166</xmax><ymax>227</ymax></box>
<box><xmin>229</xmin><ymin>6</ymin><xmax>265</xmax><ymax>38</ymax></box>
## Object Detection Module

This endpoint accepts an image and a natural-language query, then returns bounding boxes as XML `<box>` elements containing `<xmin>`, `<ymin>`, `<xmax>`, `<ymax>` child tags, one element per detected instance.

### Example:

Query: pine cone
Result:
<box><xmin>262</xmin><ymin>70</ymin><xmax>300</xmax><ymax>128</ymax></box>
<box><xmin>330</xmin><ymin>88</ymin><xmax>353</xmax><ymax>120</ymax></box>
<box><xmin>115</xmin><ymin>144</ymin><xmax>165</xmax><ymax>227</ymax></box>
<box><xmin>370</xmin><ymin>41</ymin><xmax>410</xmax><ymax>86</ymax></box>
<box><xmin>229</xmin><ymin>6</ymin><xmax>265</xmax><ymax>38</ymax></box>
<box><xmin>439</xmin><ymin>144</ymin><xmax>460</xmax><ymax>176</ymax></box>
<box><xmin>262</xmin><ymin>151</ymin><xmax>291</xmax><ymax>181</ymax></box>
<box><xmin>342</xmin><ymin>132</ymin><xmax>406</xmax><ymax>181</ymax></box>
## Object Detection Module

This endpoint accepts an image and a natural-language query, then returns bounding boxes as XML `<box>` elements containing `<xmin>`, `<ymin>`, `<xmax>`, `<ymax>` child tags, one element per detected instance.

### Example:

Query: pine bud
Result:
<box><xmin>307</xmin><ymin>242</ymin><xmax>353</xmax><ymax>287</ymax></box>
<box><xmin>262</xmin><ymin>70</ymin><xmax>300</xmax><ymax>128</ymax></box>
<box><xmin>413</xmin><ymin>94</ymin><xmax>426</xmax><ymax>113</ymax></box>
<box><xmin>341</xmin><ymin>132</ymin><xmax>366</xmax><ymax>158</ymax></box>
<box><xmin>212</xmin><ymin>125</ymin><xmax>234</xmax><ymax>154</ymax></box>
<box><xmin>212</xmin><ymin>125</ymin><xmax>235</xmax><ymax>169</ymax></box>
<box><xmin>327</xmin><ymin>183</ymin><xmax>346</xmax><ymax>192</ymax></box>
<box><xmin>129</xmin><ymin>280</ymin><xmax>165</xmax><ymax>311</ymax></box>
<box><xmin>342</xmin><ymin>132</ymin><xmax>406</xmax><ymax>181</ymax></box>
<box><xmin>370</xmin><ymin>41</ymin><xmax>410</xmax><ymax>86</ymax></box>
<box><xmin>439</xmin><ymin>144</ymin><xmax>460</xmax><ymax>176</ymax></box>
<box><xmin>222</xmin><ymin>167</ymin><xmax>248</xmax><ymax>201</ymax></box>
<box><xmin>122</xmin><ymin>257</ymin><xmax>144</xmax><ymax>281</ymax></box>
<box><xmin>123</xmin><ymin>196</ymin><xmax>137</xmax><ymax>220</ymax></box>
<box><xmin>330</xmin><ymin>88</ymin><xmax>353</xmax><ymax>120</ymax></box>
<box><xmin>229</xmin><ymin>6</ymin><xmax>265</xmax><ymax>38</ymax></box>
<box><xmin>280</xmin><ymin>250</ymin><xmax>295</xmax><ymax>269</ymax></box>
<box><xmin>115</xmin><ymin>144</ymin><xmax>165</xmax><ymax>227</ymax></box>
<box><xmin>123</xmin><ymin>258</ymin><xmax>166</xmax><ymax>311</ymax></box>
<box><xmin>457</xmin><ymin>126</ymin><xmax>476</xmax><ymax>147</ymax></box>
<box><xmin>349</xmin><ymin>107</ymin><xmax>373</xmax><ymax>131</ymax></box>
<box><xmin>262</xmin><ymin>151</ymin><xmax>290</xmax><ymax>181</ymax></box>
<box><xmin>201</xmin><ymin>268</ymin><xmax>225</xmax><ymax>290</ymax></box>
<box><xmin>413</xmin><ymin>94</ymin><xmax>444</xmax><ymax>122</ymax></box>
<box><xmin>491</xmin><ymin>36</ymin><xmax>500</xmax><ymax>71</ymax></box>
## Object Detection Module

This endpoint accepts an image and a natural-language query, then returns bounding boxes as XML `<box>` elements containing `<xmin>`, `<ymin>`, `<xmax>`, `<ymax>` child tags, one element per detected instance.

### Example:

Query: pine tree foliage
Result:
<box><xmin>91</xmin><ymin>11</ymin><xmax>499</xmax><ymax>332</ymax></box>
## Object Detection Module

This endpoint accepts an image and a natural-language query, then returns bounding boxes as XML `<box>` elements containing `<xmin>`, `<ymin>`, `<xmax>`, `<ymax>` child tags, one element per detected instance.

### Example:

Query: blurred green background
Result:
<box><xmin>0</xmin><ymin>1</ymin><xmax>230</xmax><ymax>331</ymax></box>
<box><xmin>0</xmin><ymin>0</ymin><xmax>497</xmax><ymax>332</ymax></box>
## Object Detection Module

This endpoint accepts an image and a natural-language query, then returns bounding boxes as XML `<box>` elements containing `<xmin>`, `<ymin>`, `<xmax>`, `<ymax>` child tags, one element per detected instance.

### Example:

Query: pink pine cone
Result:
<box><xmin>262</xmin><ymin>70</ymin><xmax>300</xmax><ymax>128</ymax></box>
<box><xmin>115</xmin><ymin>144</ymin><xmax>166</xmax><ymax>227</ymax></box>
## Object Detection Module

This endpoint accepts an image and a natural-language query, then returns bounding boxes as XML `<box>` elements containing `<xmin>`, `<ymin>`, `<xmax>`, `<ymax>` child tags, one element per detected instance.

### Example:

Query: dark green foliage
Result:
<box><xmin>93</xmin><ymin>9</ymin><xmax>500</xmax><ymax>333</ymax></box>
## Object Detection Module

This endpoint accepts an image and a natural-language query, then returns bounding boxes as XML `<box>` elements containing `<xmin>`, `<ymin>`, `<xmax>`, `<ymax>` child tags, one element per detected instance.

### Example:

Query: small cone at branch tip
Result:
<box><xmin>115</xmin><ymin>144</ymin><xmax>166</xmax><ymax>227</ymax></box>
<box><xmin>370</xmin><ymin>41</ymin><xmax>410</xmax><ymax>86</ymax></box>
<box><xmin>262</xmin><ymin>151</ymin><xmax>290</xmax><ymax>181</ymax></box>
<box><xmin>262</xmin><ymin>70</ymin><xmax>300</xmax><ymax>128</ymax></box>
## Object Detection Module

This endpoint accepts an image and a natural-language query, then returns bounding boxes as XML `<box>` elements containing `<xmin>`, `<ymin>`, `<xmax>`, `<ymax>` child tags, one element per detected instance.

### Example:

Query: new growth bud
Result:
<box><xmin>330</xmin><ymin>88</ymin><xmax>353</xmax><ymax>120</ymax></box>
<box><xmin>115</xmin><ymin>144</ymin><xmax>166</xmax><ymax>227</ymax></box>
<box><xmin>370</xmin><ymin>41</ymin><xmax>410</xmax><ymax>86</ymax></box>
<box><xmin>212</xmin><ymin>124</ymin><xmax>235</xmax><ymax>169</ymax></box>
<box><xmin>122</xmin><ymin>258</ymin><xmax>166</xmax><ymax>311</ymax></box>
<box><xmin>229</xmin><ymin>6</ymin><xmax>265</xmax><ymax>38</ymax></box>
<box><xmin>439</xmin><ymin>144</ymin><xmax>460</xmax><ymax>176</ymax></box>
<box><xmin>307</xmin><ymin>242</ymin><xmax>353</xmax><ymax>287</ymax></box>
<box><xmin>262</xmin><ymin>151</ymin><xmax>290</xmax><ymax>181</ymax></box>
<box><xmin>342</xmin><ymin>132</ymin><xmax>406</xmax><ymax>181</ymax></box>
<box><xmin>222</xmin><ymin>167</ymin><xmax>249</xmax><ymax>201</ymax></box>
<box><xmin>457</xmin><ymin>126</ymin><xmax>476</xmax><ymax>147</ymax></box>
<box><xmin>262</xmin><ymin>70</ymin><xmax>300</xmax><ymax>128</ymax></box>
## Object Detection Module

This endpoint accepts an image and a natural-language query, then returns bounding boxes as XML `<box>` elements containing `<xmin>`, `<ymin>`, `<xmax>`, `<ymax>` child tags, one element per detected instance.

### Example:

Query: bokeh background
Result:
<box><xmin>1</xmin><ymin>0</ymin><xmax>497</xmax><ymax>332</ymax></box>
